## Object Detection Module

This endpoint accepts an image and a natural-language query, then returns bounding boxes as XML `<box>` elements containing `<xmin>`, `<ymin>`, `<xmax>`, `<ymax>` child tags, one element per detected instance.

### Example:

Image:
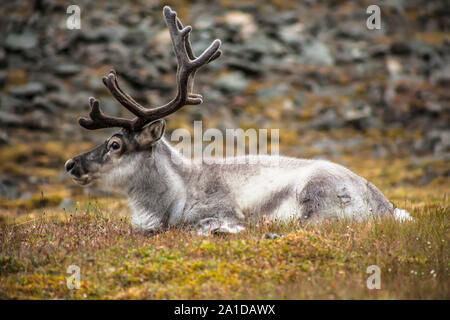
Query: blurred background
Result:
<box><xmin>0</xmin><ymin>0</ymin><xmax>448</xmax><ymax>217</ymax></box>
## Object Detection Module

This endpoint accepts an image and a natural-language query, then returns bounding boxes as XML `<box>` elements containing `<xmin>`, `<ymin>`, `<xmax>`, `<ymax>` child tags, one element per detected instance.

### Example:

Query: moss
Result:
<box><xmin>6</xmin><ymin>69</ymin><xmax>28</xmax><ymax>86</ymax></box>
<box><xmin>0</xmin><ymin>193</ymin><xmax>62</xmax><ymax>210</ymax></box>
<box><xmin>30</xmin><ymin>194</ymin><xmax>63</xmax><ymax>209</ymax></box>
<box><xmin>0</xmin><ymin>256</ymin><xmax>26</xmax><ymax>274</ymax></box>
<box><xmin>0</xmin><ymin>144</ymin><xmax>30</xmax><ymax>164</ymax></box>
<box><xmin>414</xmin><ymin>32</ymin><xmax>449</xmax><ymax>45</ymax></box>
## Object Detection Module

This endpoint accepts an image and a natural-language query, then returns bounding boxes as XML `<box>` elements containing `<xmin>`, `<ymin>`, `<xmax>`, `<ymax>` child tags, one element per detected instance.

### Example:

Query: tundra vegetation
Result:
<box><xmin>0</xmin><ymin>0</ymin><xmax>449</xmax><ymax>299</ymax></box>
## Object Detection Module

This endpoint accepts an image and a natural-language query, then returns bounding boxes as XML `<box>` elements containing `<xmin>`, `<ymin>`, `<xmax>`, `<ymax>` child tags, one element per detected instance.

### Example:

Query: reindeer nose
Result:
<box><xmin>65</xmin><ymin>159</ymin><xmax>75</xmax><ymax>172</ymax></box>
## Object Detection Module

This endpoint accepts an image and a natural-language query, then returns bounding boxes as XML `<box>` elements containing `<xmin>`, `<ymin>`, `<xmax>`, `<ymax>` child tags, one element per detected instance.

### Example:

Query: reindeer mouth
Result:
<box><xmin>72</xmin><ymin>176</ymin><xmax>93</xmax><ymax>186</ymax></box>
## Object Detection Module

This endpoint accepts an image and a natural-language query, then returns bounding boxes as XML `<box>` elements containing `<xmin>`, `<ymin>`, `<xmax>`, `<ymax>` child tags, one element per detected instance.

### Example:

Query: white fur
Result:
<box><xmin>101</xmin><ymin>155</ymin><xmax>141</xmax><ymax>190</ymax></box>
<box><xmin>130</xmin><ymin>204</ymin><xmax>161</xmax><ymax>230</ymax></box>
<box><xmin>393</xmin><ymin>208</ymin><xmax>413</xmax><ymax>221</ymax></box>
<box><xmin>80</xmin><ymin>138</ymin><xmax>411</xmax><ymax>234</ymax></box>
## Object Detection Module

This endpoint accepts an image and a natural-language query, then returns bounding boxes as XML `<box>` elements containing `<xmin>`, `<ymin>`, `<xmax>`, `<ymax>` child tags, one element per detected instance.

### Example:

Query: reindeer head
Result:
<box><xmin>65</xmin><ymin>6</ymin><xmax>221</xmax><ymax>187</ymax></box>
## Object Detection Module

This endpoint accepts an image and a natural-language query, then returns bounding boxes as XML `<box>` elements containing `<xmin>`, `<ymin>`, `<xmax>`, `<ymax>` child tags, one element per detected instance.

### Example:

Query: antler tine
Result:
<box><xmin>102</xmin><ymin>70</ymin><xmax>148</xmax><ymax>118</ymax></box>
<box><xmin>78</xmin><ymin>97</ymin><xmax>135</xmax><ymax>130</ymax></box>
<box><xmin>175</xmin><ymin>17</ymin><xmax>222</xmax><ymax>64</ymax></box>
<box><xmin>174</xmin><ymin>17</ymin><xmax>222</xmax><ymax>94</ymax></box>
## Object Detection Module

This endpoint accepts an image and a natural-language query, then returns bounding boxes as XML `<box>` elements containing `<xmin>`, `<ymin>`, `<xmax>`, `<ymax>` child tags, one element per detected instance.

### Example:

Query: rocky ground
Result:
<box><xmin>0</xmin><ymin>0</ymin><xmax>449</xmax><ymax>211</ymax></box>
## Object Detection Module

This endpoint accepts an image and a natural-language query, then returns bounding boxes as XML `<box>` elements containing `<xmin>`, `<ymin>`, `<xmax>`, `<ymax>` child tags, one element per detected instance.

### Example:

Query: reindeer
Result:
<box><xmin>65</xmin><ymin>6</ymin><xmax>411</xmax><ymax>235</ymax></box>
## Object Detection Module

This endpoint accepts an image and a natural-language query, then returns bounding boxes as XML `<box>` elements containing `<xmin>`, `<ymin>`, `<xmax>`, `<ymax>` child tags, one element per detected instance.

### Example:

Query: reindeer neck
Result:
<box><xmin>126</xmin><ymin>137</ymin><xmax>192</xmax><ymax>228</ymax></box>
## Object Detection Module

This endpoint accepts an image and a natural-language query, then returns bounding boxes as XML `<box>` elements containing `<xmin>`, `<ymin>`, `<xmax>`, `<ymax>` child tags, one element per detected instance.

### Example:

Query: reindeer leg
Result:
<box><xmin>195</xmin><ymin>217</ymin><xmax>245</xmax><ymax>236</ymax></box>
<box><xmin>191</xmin><ymin>202</ymin><xmax>246</xmax><ymax>236</ymax></box>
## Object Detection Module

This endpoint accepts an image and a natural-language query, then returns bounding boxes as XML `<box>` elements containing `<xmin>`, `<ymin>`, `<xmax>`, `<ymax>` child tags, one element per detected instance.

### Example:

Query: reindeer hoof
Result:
<box><xmin>213</xmin><ymin>224</ymin><xmax>245</xmax><ymax>235</ymax></box>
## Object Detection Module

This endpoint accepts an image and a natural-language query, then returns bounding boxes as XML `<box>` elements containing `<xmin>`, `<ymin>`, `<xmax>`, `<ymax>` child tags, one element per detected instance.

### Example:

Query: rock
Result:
<box><xmin>47</xmin><ymin>91</ymin><xmax>73</xmax><ymax>109</ymax></box>
<box><xmin>9</xmin><ymin>82</ymin><xmax>45</xmax><ymax>98</ymax></box>
<box><xmin>257</xmin><ymin>83</ymin><xmax>290</xmax><ymax>100</ymax></box>
<box><xmin>19</xmin><ymin>192</ymin><xmax>32</xmax><ymax>200</ymax></box>
<box><xmin>343</xmin><ymin>104</ymin><xmax>372</xmax><ymax>122</ymax></box>
<box><xmin>300</xmin><ymin>40</ymin><xmax>334</xmax><ymax>66</ymax></box>
<box><xmin>369</xmin><ymin>44</ymin><xmax>389</xmax><ymax>58</ymax></box>
<box><xmin>222</xmin><ymin>11</ymin><xmax>257</xmax><ymax>40</ymax></box>
<box><xmin>425</xmin><ymin>102</ymin><xmax>443</xmax><ymax>114</ymax></box>
<box><xmin>32</xmin><ymin>96</ymin><xmax>58</xmax><ymax>114</ymax></box>
<box><xmin>192</xmin><ymin>13</ymin><xmax>215</xmax><ymax>30</ymax></box>
<box><xmin>0</xmin><ymin>176</ymin><xmax>20</xmax><ymax>199</ymax></box>
<box><xmin>153</xmin><ymin>29</ymin><xmax>171</xmax><ymax>48</ymax></box>
<box><xmin>80</xmin><ymin>27</ymin><xmax>119</xmax><ymax>43</ymax></box>
<box><xmin>204</xmin><ymin>88</ymin><xmax>226</xmax><ymax>106</ymax></box>
<box><xmin>85</xmin><ymin>75</ymin><xmax>108</xmax><ymax>93</ymax></box>
<box><xmin>226</xmin><ymin>57</ymin><xmax>263</xmax><ymax>76</ymax></box>
<box><xmin>99</xmin><ymin>97</ymin><xmax>121</xmax><ymax>117</ymax></box>
<box><xmin>0</xmin><ymin>131</ymin><xmax>9</xmax><ymax>145</ymax></box>
<box><xmin>121</xmin><ymin>30</ymin><xmax>147</xmax><ymax>46</ymax></box>
<box><xmin>335</xmin><ymin>43</ymin><xmax>367</xmax><ymax>63</ymax></box>
<box><xmin>434</xmin><ymin>130</ymin><xmax>450</xmax><ymax>154</ymax></box>
<box><xmin>106</xmin><ymin>43</ymin><xmax>130</xmax><ymax>66</ymax></box>
<box><xmin>414</xmin><ymin>130</ymin><xmax>449</xmax><ymax>154</ymax></box>
<box><xmin>243</xmin><ymin>34</ymin><xmax>286</xmax><ymax>57</ymax></box>
<box><xmin>263</xmin><ymin>11</ymin><xmax>298</xmax><ymax>27</ymax></box>
<box><xmin>0</xmin><ymin>71</ymin><xmax>7</xmax><ymax>88</ymax></box>
<box><xmin>68</xmin><ymin>91</ymin><xmax>92</xmax><ymax>111</ymax></box>
<box><xmin>372</xmin><ymin>144</ymin><xmax>389</xmax><ymax>158</ymax></box>
<box><xmin>310</xmin><ymin>108</ymin><xmax>343</xmax><ymax>130</ymax></box>
<box><xmin>335</xmin><ymin>22</ymin><xmax>370</xmax><ymax>41</ymax></box>
<box><xmin>312</xmin><ymin>139</ymin><xmax>339</xmax><ymax>155</ymax></box>
<box><xmin>420</xmin><ymin>169</ymin><xmax>438</xmax><ymax>186</ymax></box>
<box><xmin>279</xmin><ymin>23</ymin><xmax>304</xmax><ymax>50</ymax></box>
<box><xmin>23</xmin><ymin>110</ymin><xmax>54</xmax><ymax>131</ymax></box>
<box><xmin>293</xmin><ymin>92</ymin><xmax>305</xmax><ymax>109</ymax></box>
<box><xmin>0</xmin><ymin>48</ymin><xmax>6</xmax><ymax>67</ymax></box>
<box><xmin>215</xmin><ymin>72</ymin><xmax>248</xmax><ymax>93</ymax></box>
<box><xmin>5</xmin><ymin>32</ymin><xmax>38</xmax><ymax>51</ymax></box>
<box><xmin>0</xmin><ymin>94</ymin><xmax>28</xmax><ymax>113</ymax></box>
<box><xmin>0</xmin><ymin>111</ymin><xmax>23</xmax><ymax>127</ymax></box>
<box><xmin>410</xmin><ymin>41</ymin><xmax>435</xmax><ymax>60</ymax></box>
<box><xmin>431</xmin><ymin>64</ymin><xmax>450</xmax><ymax>87</ymax></box>
<box><xmin>118</xmin><ymin>68</ymin><xmax>154</xmax><ymax>88</ymax></box>
<box><xmin>119</xmin><ymin>12</ymin><xmax>142</xmax><ymax>26</ymax></box>
<box><xmin>52</xmin><ymin>64</ymin><xmax>82</xmax><ymax>76</ymax></box>
<box><xmin>38</xmin><ymin>73</ymin><xmax>65</xmax><ymax>92</ymax></box>
<box><xmin>59</xmin><ymin>198</ymin><xmax>74</xmax><ymax>210</ymax></box>
<box><xmin>343</xmin><ymin>104</ymin><xmax>377</xmax><ymax>130</ymax></box>
<box><xmin>386</xmin><ymin>58</ymin><xmax>403</xmax><ymax>77</ymax></box>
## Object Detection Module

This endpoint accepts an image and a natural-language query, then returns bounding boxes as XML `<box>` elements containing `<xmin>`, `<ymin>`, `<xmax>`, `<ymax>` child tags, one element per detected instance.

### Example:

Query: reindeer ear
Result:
<box><xmin>136</xmin><ymin>120</ymin><xmax>166</xmax><ymax>148</ymax></box>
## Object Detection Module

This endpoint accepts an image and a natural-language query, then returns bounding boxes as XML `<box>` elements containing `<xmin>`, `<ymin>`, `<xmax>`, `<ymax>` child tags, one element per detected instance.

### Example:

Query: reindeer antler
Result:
<box><xmin>79</xmin><ymin>6</ymin><xmax>222</xmax><ymax>131</ymax></box>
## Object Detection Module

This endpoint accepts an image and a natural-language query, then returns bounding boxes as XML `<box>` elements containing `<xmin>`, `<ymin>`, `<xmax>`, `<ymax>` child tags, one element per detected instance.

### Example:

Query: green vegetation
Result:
<box><xmin>0</xmin><ymin>188</ymin><xmax>448</xmax><ymax>299</ymax></box>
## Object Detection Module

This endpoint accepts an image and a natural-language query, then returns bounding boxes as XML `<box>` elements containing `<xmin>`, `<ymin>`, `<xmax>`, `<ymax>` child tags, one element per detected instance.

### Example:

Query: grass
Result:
<box><xmin>0</xmin><ymin>193</ymin><xmax>448</xmax><ymax>299</ymax></box>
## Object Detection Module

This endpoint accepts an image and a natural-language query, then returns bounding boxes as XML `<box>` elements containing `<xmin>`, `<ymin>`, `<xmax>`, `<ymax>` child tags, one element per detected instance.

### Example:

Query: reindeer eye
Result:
<box><xmin>110</xmin><ymin>141</ymin><xmax>120</xmax><ymax>150</ymax></box>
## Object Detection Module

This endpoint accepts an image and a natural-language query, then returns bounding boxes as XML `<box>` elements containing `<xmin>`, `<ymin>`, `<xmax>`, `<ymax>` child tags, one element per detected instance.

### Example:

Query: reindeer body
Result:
<box><xmin>101</xmin><ymin>137</ymin><xmax>402</xmax><ymax>235</ymax></box>
<box><xmin>66</xmin><ymin>6</ymin><xmax>411</xmax><ymax>236</ymax></box>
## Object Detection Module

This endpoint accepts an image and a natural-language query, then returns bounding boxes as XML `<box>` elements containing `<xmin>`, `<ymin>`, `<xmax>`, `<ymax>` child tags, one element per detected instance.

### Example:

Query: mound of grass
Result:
<box><xmin>0</xmin><ymin>198</ymin><xmax>448</xmax><ymax>299</ymax></box>
<box><xmin>0</xmin><ymin>193</ymin><xmax>63</xmax><ymax>211</ymax></box>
